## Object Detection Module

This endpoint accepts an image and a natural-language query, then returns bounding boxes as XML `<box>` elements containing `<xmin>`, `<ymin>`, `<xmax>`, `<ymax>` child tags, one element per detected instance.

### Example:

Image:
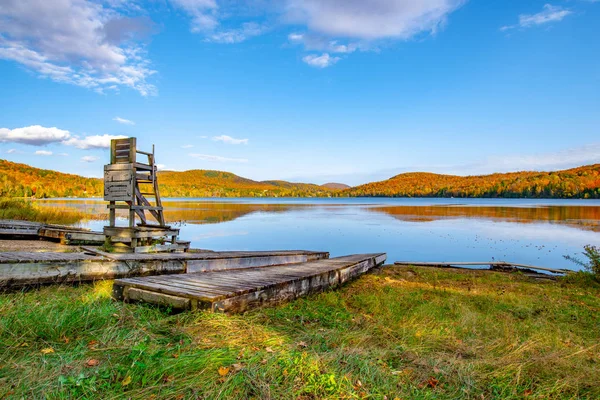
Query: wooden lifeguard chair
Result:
<box><xmin>103</xmin><ymin>137</ymin><xmax>189</xmax><ymax>252</ymax></box>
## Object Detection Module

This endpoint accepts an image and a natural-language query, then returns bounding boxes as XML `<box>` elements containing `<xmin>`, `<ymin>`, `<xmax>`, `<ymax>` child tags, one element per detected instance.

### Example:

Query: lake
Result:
<box><xmin>37</xmin><ymin>198</ymin><xmax>600</xmax><ymax>271</ymax></box>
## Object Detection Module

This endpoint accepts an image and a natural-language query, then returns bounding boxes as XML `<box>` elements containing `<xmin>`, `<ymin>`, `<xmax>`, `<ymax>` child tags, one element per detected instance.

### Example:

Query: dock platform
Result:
<box><xmin>113</xmin><ymin>253</ymin><xmax>387</xmax><ymax>313</ymax></box>
<box><xmin>0</xmin><ymin>250</ymin><xmax>329</xmax><ymax>288</ymax></box>
<box><xmin>0</xmin><ymin>219</ymin><xmax>105</xmax><ymax>244</ymax></box>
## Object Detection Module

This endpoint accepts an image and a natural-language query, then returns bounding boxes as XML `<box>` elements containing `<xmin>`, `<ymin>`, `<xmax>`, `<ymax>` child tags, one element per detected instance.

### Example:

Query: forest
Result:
<box><xmin>338</xmin><ymin>164</ymin><xmax>600</xmax><ymax>199</ymax></box>
<box><xmin>1</xmin><ymin>159</ymin><xmax>599</xmax><ymax>199</ymax></box>
<box><xmin>0</xmin><ymin>160</ymin><xmax>338</xmax><ymax>198</ymax></box>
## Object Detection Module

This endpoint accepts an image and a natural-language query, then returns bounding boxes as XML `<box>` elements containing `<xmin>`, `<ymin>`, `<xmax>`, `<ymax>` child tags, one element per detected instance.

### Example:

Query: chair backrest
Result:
<box><xmin>111</xmin><ymin>138</ymin><xmax>137</xmax><ymax>164</ymax></box>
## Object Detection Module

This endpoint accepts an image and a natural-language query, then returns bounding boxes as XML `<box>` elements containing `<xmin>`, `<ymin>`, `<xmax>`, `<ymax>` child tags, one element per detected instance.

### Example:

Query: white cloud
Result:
<box><xmin>208</xmin><ymin>22</ymin><xmax>267</xmax><ymax>43</ymax></box>
<box><xmin>289</xmin><ymin>33</ymin><xmax>360</xmax><ymax>55</ymax></box>
<box><xmin>169</xmin><ymin>0</ymin><xmax>219</xmax><ymax>32</ymax></box>
<box><xmin>35</xmin><ymin>150</ymin><xmax>52</xmax><ymax>156</ymax></box>
<box><xmin>5</xmin><ymin>149</ymin><xmax>19</xmax><ymax>154</ymax></box>
<box><xmin>362</xmin><ymin>143</ymin><xmax>600</xmax><ymax>183</ymax></box>
<box><xmin>466</xmin><ymin>143</ymin><xmax>600</xmax><ymax>173</ymax></box>
<box><xmin>212</xmin><ymin>135</ymin><xmax>248</xmax><ymax>145</ymax></box>
<box><xmin>189</xmin><ymin>153</ymin><xmax>248</xmax><ymax>162</ymax></box>
<box><xmin>302</xmin><ymin>53</ymin><xmax>340</xmax><ymax>68</ymax></box>
<box><xmin>175</xmin><ymin>1</ymin><xmax>465</xmax><ymax>67</ymax></box>
<box><xmin>501</xmin><ymin>4</ymin><xmax>573</xmax><ymax>31</ymax></box>
<box><xmin>327</xmin><ymin>41</ymin><xmax>357</xmax><ymax>54</ymax></box>
<box><xmin>0</xmin><ymin>0</ymin><xmax>157</xmax><ymax>95</ymax></box>
<box><xmin>113</xmin><ymin>116</ymin><xmax>135</xmax><ymax>125</ymax></box>
<box><xmin>288</xmin><ymin>33</ymin><xmax>304</xmax><ymax>41</ymax></box>
<box><xmin>0</xmin><ymin>125</ymin><xmax>126</xmax><ymax>149</ymax></box>
<box><xmin>57</xmin><ymin>152</ymin><xmax>69</xmax><ymax>156</ymax></box>
<box><xmin>63</xmin><ymin>134</ymin><xmax>127</xmax><ymax>149</ymax></box>
<box><xmin>285</xmin><ymin>0</ymin><xmax>465</xmax><ymax>40</ymax></box>
<box><xmin>81</xmin><ymin>155</ymin><xmax>99</xmax><ymax>163</ymax></box>
<box><xmin>199</xmin><ymin>135</ymin><xmax>208</xmax><ymax>139</ymax></box>
<box><xmin>181</xmin><ymin>144</ymin><xmax>194</xmax><ymax>148</ymax></box>
<box><xmin>0</xmin><ymin>125</ymin><xmax>70</xmax><ymax>145</ymax></box>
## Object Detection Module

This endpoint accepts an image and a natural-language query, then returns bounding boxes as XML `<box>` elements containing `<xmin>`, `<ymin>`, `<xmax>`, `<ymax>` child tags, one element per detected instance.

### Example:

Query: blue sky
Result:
<box><xmin>0</xmin><ymin>0</ymin><xmax>599</xmax><ymax>185</ymax></box>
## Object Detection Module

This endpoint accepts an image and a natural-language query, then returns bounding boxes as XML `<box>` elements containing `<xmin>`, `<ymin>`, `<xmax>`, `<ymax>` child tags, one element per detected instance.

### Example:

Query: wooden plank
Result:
<box><xmin>186</xmin><ymin>254</ymin><xmax>310</xmax><ymax>273</ymax></box>
<box><xmin>130</xmin><ymin>276</ymin><xmax>232</xmax><ymax>295</ymax></box>
<box><xmin>105</xmin><ymin>163</ymin><xmax>135</xmax><ymax>171</ymax></box>
<box><xmin>172</xmin><ymin>274</ymin><xmax>266</xmax><ymax>292</ymax></box>
<box><xmin>125</xmin><ymin>288</ymin><xmax>191</xmax><ymax>310</ymax></box>
<box><xmin>134</xmin><ymin>243</ymin><xmax>188</xmax><ymax>253</ymax></box>
<box><xmin>103</xmin><ymin>227</ymin><xmax>179</xmax><ymax>239</ymax></box>
<box><xmin>135</xmin><ymin>276</ymin><xmax>233</xmax><ymax>296</ymax></box>
<box><xmin>114</xmin><ymin>278</ymin><xmax>222</xmax><ymax>301</ymax></box>
<box><xmin>0</xmin><ymin>228</ymin><xmax>40</xmax><ymax>236</ymax></box>
<box><xmin>134</xmin><ymin>162</ymin><xmax>153</xmax><ymax>171</ymax></box>
<box><xmin>110</xmin><ymin>139</ymin><xmax>117</xmax><ymax>164</ymax></box>
<box><xmin>0</xmin><ymin>255</ymin><xmax>186</xmax><ymax>288</ymax></box>
<box><xmin>125</xmin><ymin>288</ymin><xmax>191</xmax><ymax>309</ymax></box>
<box><xmin>80</xmin><ymin>246</ymin><xmax>119</xmax><ymax>260</ymax></box>
<box><xmin>105</xmin><ymin>170</ymin><xmax>132</xmax><ymax>182</ymax></box>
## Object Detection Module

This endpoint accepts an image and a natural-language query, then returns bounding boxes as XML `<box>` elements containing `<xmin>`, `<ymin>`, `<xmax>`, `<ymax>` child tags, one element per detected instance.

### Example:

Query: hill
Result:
<box><xmin>338</xmin><ymin>164</ymin><xmax>600</xmax><ymax>198</ymax></box>
<box><xmin>0</xmin><ymin>160</ymin><xmax>339</xmax><ymax>198</ymax></box>
<box><xmin>2</xmin><ymin>159</ymin><xmax>600</xmax><ymax>199</ymax></box>
<box><xmin>0</xmin><ymin>159</ymin><xmax>102</xmax><ymax>198</ymax></box>
<box><xmin>321</xmin><ymin>182</ymin><xmax>350</xmax><ymax>190</ymax></box>
<box><xmin>159</xmin><ymin>172</ymin><xmax>338</xmax><ymax>197</ymax></box>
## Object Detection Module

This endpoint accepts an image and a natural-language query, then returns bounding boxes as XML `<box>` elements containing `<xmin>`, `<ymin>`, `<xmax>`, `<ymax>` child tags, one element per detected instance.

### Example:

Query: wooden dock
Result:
<box><xmin>113</xmin><ymin>253</ymin><xmax>387</xmax><ymax>313</ymax></box>
<box><xmin>0</xmin><ymin>250</ymin><xmax>329</xmax><ymax>288</ymax></box>
<box><xmin>0</xmin><ymin>219</ymin><xmax>105</xmax><ymax>245</ymax></box>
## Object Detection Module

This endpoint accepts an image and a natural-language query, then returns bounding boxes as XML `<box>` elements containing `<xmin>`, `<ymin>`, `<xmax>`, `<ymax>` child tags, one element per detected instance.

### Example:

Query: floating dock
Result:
<box><xmin>113</xmin><ymin>253</ymin><xmax>387</xmax><ymax>313</ymax></box>
<box><xmin>0</xmin><ymin>249</ymin><xmax>329</xmax><ymax>288</ymax></box>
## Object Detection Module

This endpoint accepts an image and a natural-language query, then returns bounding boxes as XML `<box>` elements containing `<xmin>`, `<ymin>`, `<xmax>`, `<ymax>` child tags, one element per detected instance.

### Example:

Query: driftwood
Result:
<box><xmin>393</xmin><ymin>261</ymin><xmax>572</xmax><ymax>275</ymax></box>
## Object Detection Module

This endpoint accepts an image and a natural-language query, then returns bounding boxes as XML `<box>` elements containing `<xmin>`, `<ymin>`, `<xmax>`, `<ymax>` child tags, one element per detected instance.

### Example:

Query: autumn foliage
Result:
<box><xmin>339</xmin><ymin>164</ymin><xmax>600</xmax><ymax>198</ymax></box>
<box><xmin>157</xmin><ymin>170</ymin><xmax>338</xmax><ymax>197</ymax></box>
<box><xmin>2</xmin><ymin>159</ymin><xmax>600</xmax><ymax>199</ymax></box>
<box><xmin>0</xmin><ymin>159</ymin><xmax>103</xmax><ymax>198</ymax></box>
<box><xmin>0</xmin><ymin>160</ymin><xmax>339</xmax><ymax>198</ymax></box>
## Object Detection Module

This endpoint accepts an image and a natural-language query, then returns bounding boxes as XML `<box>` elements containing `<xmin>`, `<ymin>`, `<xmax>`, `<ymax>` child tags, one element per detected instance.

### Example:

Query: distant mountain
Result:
<box><xmin>159</xmin><ymin>171</ymin><xmax>340</xmax><ymax>197</ymax></box>
<box><xmin>1</xmin><ymin>159</ymin><xmax>599</xmax><ymax>199</ymax></box>
<box><xmin>338</xmin><ymin>164</ymin><xmax>600</xmax><ymax>199</ymax></box>
<box><xmin>321</xmin><ymin>182</ymin><xmax>351</xmax><ymax>190</ymax></box>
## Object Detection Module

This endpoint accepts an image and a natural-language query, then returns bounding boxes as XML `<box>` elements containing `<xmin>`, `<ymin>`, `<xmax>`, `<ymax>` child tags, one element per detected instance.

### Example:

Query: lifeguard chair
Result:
<box><xmin>103</xmin><ymin>137</ymin><xmax>189</xmax><ymax>252</ymax></box>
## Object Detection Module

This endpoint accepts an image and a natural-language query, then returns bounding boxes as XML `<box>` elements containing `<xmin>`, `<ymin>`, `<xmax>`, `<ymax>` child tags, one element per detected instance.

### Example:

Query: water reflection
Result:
<box><xmin>369</xmin><ymin>205</ymin><xmax>600</xmax><ymax>231</ymax></box>
<box><xmin>35</xmin><ymin>199</ymin><xmax>600</xmax><ymax>232</ymax></box>
<box><xmin>34</xmin><ymin>198</ymin><xmax>600</xmax><ymax>270</ymax></box>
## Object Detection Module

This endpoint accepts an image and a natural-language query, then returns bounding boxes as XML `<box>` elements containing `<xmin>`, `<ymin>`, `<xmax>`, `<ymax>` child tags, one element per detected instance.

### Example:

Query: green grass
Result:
<box><xmin>1</xmin><ymin>267</ymin><xmax>599</xmax><ymax>399</ymax></box>
<box><xmin>0</xmin><ymin>198</ymin><xmax>87</xmax><ymax>225</ymax></box>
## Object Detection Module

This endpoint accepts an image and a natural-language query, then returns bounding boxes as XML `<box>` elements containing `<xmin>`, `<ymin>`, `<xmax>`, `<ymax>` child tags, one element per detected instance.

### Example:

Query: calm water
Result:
<box><xmin>38</xmin><ymin>198</ymin><xmax>600</xmax><ymax>271</ymax></box>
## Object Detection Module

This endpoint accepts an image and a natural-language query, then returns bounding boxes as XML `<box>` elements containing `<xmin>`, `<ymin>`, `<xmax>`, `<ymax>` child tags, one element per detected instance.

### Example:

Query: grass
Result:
<box><xmin>0</xmin><ymin>198</ymin><xmax>87</xmax><ymax>225</ymax></box>
<box><xmin>1</xmin><ymin>267</ymin><xmax>599</xmax><ymax>399</ymax></box>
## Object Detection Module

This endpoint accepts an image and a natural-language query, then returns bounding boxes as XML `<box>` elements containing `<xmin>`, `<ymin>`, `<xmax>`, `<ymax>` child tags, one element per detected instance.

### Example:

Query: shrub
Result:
<box><xmin>564</xmin><ymin>245</ymin><xmax>600</xmax><ymax>278</ymax></box>
<box><xmin>0</xmin><ymin>198</ymin><xmax>86</xmax><ymax>225</ymax></box>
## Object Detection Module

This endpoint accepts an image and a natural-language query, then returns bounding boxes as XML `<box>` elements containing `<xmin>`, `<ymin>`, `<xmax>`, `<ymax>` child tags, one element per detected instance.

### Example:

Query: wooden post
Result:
<box><xmin>109</xmin><ymin>201</ymin><xmax>116</xmax><ymax>227</ymax></box>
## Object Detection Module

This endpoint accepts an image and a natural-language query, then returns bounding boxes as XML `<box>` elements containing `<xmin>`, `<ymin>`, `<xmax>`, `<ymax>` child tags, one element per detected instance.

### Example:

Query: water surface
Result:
<box><xmin>37</xmin><ymin>198</ymin><xmax>600</xmax><ymax>271</ymax></box>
